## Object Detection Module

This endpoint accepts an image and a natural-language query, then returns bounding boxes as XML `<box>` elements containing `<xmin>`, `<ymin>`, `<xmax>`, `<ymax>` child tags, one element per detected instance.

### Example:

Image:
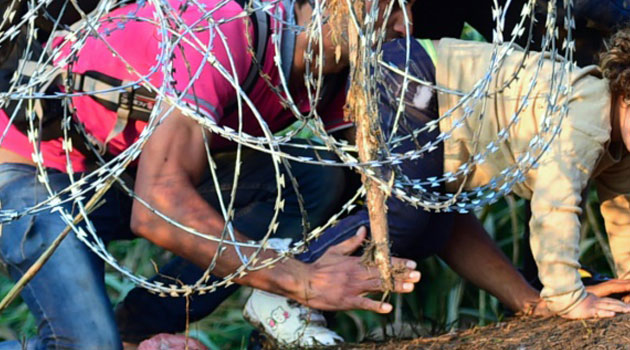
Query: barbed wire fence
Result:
<box><xmin>0</xmin><ymin>0</ymin><xmax>574</xmax><ymax>311</ymax></box>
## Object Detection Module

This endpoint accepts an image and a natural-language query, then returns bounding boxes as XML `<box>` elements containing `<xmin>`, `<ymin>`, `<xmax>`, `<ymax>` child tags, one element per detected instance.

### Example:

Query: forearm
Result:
<box><xmin>438</xmin><ymin>213</ymin><xmax>540</xmax><ymax>313</ymax></box>
<box><xmin>131</xmin><ymin>180</ymin><xmax>304</xmax><ymax>294</ymax></box>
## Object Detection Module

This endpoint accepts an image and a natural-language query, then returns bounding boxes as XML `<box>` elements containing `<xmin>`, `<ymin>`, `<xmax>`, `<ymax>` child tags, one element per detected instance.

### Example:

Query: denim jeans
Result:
<box><xmin>118</xmin><ymin>38</ymin><xmax>454</xmax><ymax>341</ymax></box>
<box><xmin>0</xmin><ymin>144</ymin><xmax>347</xmax><ymax>349</ymax></box>
<box><xmin>0</xmin><ymin>164</ymin><xmax>133</xmax><ymax>350</ymax></box>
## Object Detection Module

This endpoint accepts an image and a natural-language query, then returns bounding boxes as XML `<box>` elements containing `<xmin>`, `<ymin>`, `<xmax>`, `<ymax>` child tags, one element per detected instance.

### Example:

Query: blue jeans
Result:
<box><xmin>0</xmin><ymin>164</ymin><xmax>133</xmax><ymax>350</ymax></box>
<box><xmin>118</xmin><ymin>38</ymin><xmax>454</xmax><ymax>341</ymax></box>
<box><xmin>0</xmin><ymin>144</ymin><xmax>347</xmax><ymax>349</ymax></box>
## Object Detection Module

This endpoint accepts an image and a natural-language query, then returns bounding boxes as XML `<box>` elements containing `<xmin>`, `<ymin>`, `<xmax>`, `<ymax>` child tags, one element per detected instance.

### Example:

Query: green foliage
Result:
<box><xmin>0</xmin><ymin>271</ymin><xmax>36</xmax><ymax>341</ymax></box>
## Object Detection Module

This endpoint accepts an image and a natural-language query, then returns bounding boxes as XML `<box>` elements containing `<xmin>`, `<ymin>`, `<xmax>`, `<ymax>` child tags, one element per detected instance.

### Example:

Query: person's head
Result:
<box><xmin>294</xmin><ymin>0</ymin><xmax>415</xmax><ymax>74</ymax></box>
<box><xmin>600</xmin><ymin>27</ymin><xmax>630</xmax><ymax>150</ymax></box>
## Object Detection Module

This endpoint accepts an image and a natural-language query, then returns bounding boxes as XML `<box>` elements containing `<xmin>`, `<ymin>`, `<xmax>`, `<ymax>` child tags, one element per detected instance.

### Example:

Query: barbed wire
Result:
<box><xmin>0</xmin><ymin>0</ymin><xmax>576</xmax><ymax>297</ymax></box>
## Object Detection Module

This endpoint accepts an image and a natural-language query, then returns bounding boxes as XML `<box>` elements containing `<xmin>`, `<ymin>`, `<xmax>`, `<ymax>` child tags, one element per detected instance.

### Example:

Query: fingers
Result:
<box><xmin>350</xmin><ymin>296</ymin><xmax>394</xmax><ymax>314</ymax></box>
<box><xmin>594</xmin><ymin>309</ymin><xmax>616</xmax><ymax>318</ymax></box>
<box><xmin>356</xmin><ymin>259</ymin><xmax>420</xmax><ymax>293</ymax></box>
<box><xmin>326</xmin><ymin>226</ymin><xmax>367</xmax><ymax>256</ymax></box>
<box><xmin>405</xmin><ymin>270</ymin><xmax>421</xmax><ymax>283</ymax></box>
<box><xmin>357</xmin><ymin>277</ymin><xmax>417</xmax><ymax>294</ymax></box>
<box><xmin>564</xmin><ymin>294</ymin><xmax>630</xmax><ymax>319</ymax></box>
<box><xmin>593</xmin><ymin>297</ymin><xmax>630</xmax><ymax>315</ymax></box>
<box><xmin>529</xmin><ymin>299</ymin><xmax>553</xmax><ymax>317</ymax></box>
<box><xmin>394</xmin><ymin>280</ymin><xmax>416</xmax><ymax>293</ymax></box>
<box><xmin>392</xmin><ymin>257</ymin><xmax>418</xmax><ymax>272</ymax></box>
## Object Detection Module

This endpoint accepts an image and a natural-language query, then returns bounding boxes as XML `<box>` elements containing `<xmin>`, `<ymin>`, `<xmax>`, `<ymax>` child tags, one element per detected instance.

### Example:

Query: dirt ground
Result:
<box><xmin>340</xmin><ymin>314</ymin><xmax>630</xmax><ymax>350</ymax></box>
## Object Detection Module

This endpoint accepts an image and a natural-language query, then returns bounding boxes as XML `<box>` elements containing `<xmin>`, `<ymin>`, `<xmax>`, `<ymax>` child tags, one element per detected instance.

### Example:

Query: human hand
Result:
<box><xmin>586</xmin><ymin>278</ymin><xmax>630</xmax><ymax>303</ymax></box>
<box><xmin>291</xmin><ymin>226</ymin><xmax>421</xmax><ymax>314</ymax></box>
<box><xmin>561</xmin><ymin>292</ymin><xmax>630</xmax><ymax>319</ymax></box>
<box><xmin>519</xmin><ymin>279</ymin><xmax>630</xmax><ymax>318</ymax></box>
<box><xmin>518</xmin><ymin>297</ymin><xmax>552</xmax><ymax>317</ymax></box>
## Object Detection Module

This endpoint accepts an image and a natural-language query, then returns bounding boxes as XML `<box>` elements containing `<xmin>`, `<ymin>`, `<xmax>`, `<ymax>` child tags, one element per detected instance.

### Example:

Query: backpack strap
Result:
<box><xmin>222</xmin><ymin>0</ymin><xmax>270</xmax><ymax>118</ymax></box>
<box><xmin>71</xmin><ymin>70</ymin><xmax>155</xmax><ymax>144</ymax></box>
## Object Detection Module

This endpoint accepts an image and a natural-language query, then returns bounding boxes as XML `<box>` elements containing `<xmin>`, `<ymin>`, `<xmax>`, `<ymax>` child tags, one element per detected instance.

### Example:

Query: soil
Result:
<box><xmin>340</xmin><ymin>314</ymin><xmax>630</xmax><ymax>350</ymax></box>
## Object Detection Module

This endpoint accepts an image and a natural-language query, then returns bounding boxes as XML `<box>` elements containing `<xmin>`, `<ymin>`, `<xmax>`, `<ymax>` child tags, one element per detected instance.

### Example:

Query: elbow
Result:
<box><xmin>130</xmin><ymin>208</ymin><xmax>181</xmax><ymax>256</ymax></box>
<box><xmin>130</xmin><ymin>206</ymin><xmax>174</xmax><ymax>251</ymax></box>
<box><xmin>130</xmin><ymin>184</ymin><xmax>175</xmax><ymax>240</ymax></box>
<box><xmin>130</xmin><ymin>191</ymin><xmax>170</xmax><ymax>241</ymax></box>
<box><xmin>130</xmin><ymin>206</ymin><xmax>157</xmax><ymax>239</ymax></box>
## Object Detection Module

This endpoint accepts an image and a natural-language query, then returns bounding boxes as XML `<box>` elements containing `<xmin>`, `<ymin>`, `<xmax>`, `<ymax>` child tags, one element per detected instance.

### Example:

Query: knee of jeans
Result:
<box><xmin>0</xmin><ymin>216</ymin><xmax>39</xmax><ymax>268</ymax></box>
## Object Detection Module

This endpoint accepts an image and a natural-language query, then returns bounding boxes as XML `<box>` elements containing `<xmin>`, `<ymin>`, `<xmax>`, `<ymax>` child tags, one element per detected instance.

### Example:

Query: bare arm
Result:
<box><xmin>440</xmin><ymin>213</ymin><xmax>630</xmax><ymax>317</ymax></box>
<box><xmin>438</xmin><ymin>213</ymin><xmax>542</xmax><ymax>314</ymax></box>
<box><xmin>130</xmin><ymin>110</ymin><xmax>420</xmax><ymax>312</ymax></box>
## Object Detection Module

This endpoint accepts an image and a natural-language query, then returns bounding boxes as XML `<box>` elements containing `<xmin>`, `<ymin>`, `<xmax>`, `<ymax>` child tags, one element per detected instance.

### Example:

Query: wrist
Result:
<box><xmin>238</xmin><ymin>257</ymin><xmax>308</xmax><ymax>301</ymax></box>
<box><xmin>511</xmin><ymin>285</ymin><xmax>542</xmax><ymax>314</ymax></box>
<box><xmin>276</xmin><ymin>258</ymin><xmax>309</xmax><ymax>300</ymax></box>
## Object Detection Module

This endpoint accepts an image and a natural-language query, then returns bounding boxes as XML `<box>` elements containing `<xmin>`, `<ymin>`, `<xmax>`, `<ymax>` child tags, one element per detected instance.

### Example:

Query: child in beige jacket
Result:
<box><xmin>381</xmin><ymin>29</ymin><xmax>630</xmax><ymax>319</ymax></box>
<box><xmin>436</xmin><ymin>29</ymin><xmax>630</xmax><ymax>319</ymax></box>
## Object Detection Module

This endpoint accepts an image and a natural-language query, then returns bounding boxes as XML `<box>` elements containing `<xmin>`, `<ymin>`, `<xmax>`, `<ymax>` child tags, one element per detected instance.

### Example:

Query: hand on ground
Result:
<box><xmin>561</xmin><ymin>293</ymin><xmax>630</xmax><ymax>319</ymax></box>
<box><xmin>137</xmin><ymin>334</ymin><xmax>208</xmax><ymax>350</ymax></box>
<box><xmin>519</xmin><ymin>298</ymin><xmax>552</xmax><ymax>317</ymax></box>
<box><xmin>292</xmin><ymin>226</ymin><xmax>421</xmax><ymax>314</ymax></box>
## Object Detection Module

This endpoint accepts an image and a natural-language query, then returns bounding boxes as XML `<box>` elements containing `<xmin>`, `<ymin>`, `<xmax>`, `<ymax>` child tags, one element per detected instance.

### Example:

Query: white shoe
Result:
<box><xmin>243</xmin><ymin>289</ymin><xmax>344</xmax><ymax>347</ymax></box>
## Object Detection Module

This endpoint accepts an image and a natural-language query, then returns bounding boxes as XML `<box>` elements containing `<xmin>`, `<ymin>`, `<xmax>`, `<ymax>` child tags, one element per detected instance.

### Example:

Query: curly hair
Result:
<box><xmin>600</xmin><ymin>27</ymin><xmax>630</xmax><ymax>99</ymax></box>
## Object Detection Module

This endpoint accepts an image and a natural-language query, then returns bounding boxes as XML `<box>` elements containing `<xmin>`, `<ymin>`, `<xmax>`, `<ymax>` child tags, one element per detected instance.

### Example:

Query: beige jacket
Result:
<box><xmin>436</xmin><ymin>38</ymin><xmax>630</xmax><ymax>314</ymax></box>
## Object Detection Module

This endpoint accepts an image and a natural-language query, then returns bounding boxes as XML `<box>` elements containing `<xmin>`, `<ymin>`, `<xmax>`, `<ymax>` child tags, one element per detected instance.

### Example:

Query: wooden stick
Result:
<box><xmin>345</xmin><ymin>0</ymin><xmax>394</xmax><ymax>292</ymax></box>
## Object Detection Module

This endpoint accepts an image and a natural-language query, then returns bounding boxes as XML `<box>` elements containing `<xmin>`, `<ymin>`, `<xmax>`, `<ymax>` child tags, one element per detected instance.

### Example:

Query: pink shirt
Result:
<box><xmin>0</xmin><ymin>0</ymin><xmax>350</xmax><ymax>172</ymax></box>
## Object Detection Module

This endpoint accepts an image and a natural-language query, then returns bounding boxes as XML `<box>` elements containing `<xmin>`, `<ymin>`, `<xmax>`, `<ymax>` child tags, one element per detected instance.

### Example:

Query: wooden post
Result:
<box><xmin>342</xmin><ymin>0</ymin><xmax>394</xmax><ymax>293</ymax></box>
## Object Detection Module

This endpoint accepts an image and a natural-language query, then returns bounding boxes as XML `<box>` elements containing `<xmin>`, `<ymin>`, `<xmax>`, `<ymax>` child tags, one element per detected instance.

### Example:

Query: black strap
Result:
<box><xmin>72</xmin><ymin>70</ymin><xmax>155</xmax><ymax>123</ymax></box>
<box><xmin>222</xmin><ymin>0</ymin><xmax>270</xmax><ymax>118</ymax></box>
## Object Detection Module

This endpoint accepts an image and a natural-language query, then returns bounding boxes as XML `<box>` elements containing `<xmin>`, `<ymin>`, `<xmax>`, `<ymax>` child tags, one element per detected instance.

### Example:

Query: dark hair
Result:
<box><xmin>600</xmin><ymin>27</ymin><xmax>630</xmax><ymax>99</ymax></box>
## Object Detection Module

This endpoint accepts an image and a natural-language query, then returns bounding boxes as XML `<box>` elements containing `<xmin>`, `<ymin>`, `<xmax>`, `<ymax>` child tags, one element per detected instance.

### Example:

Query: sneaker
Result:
<box><xmin>243</xmin><ymin>289</ymin><xmax>344</xmax><ymax>347</ymax></box>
